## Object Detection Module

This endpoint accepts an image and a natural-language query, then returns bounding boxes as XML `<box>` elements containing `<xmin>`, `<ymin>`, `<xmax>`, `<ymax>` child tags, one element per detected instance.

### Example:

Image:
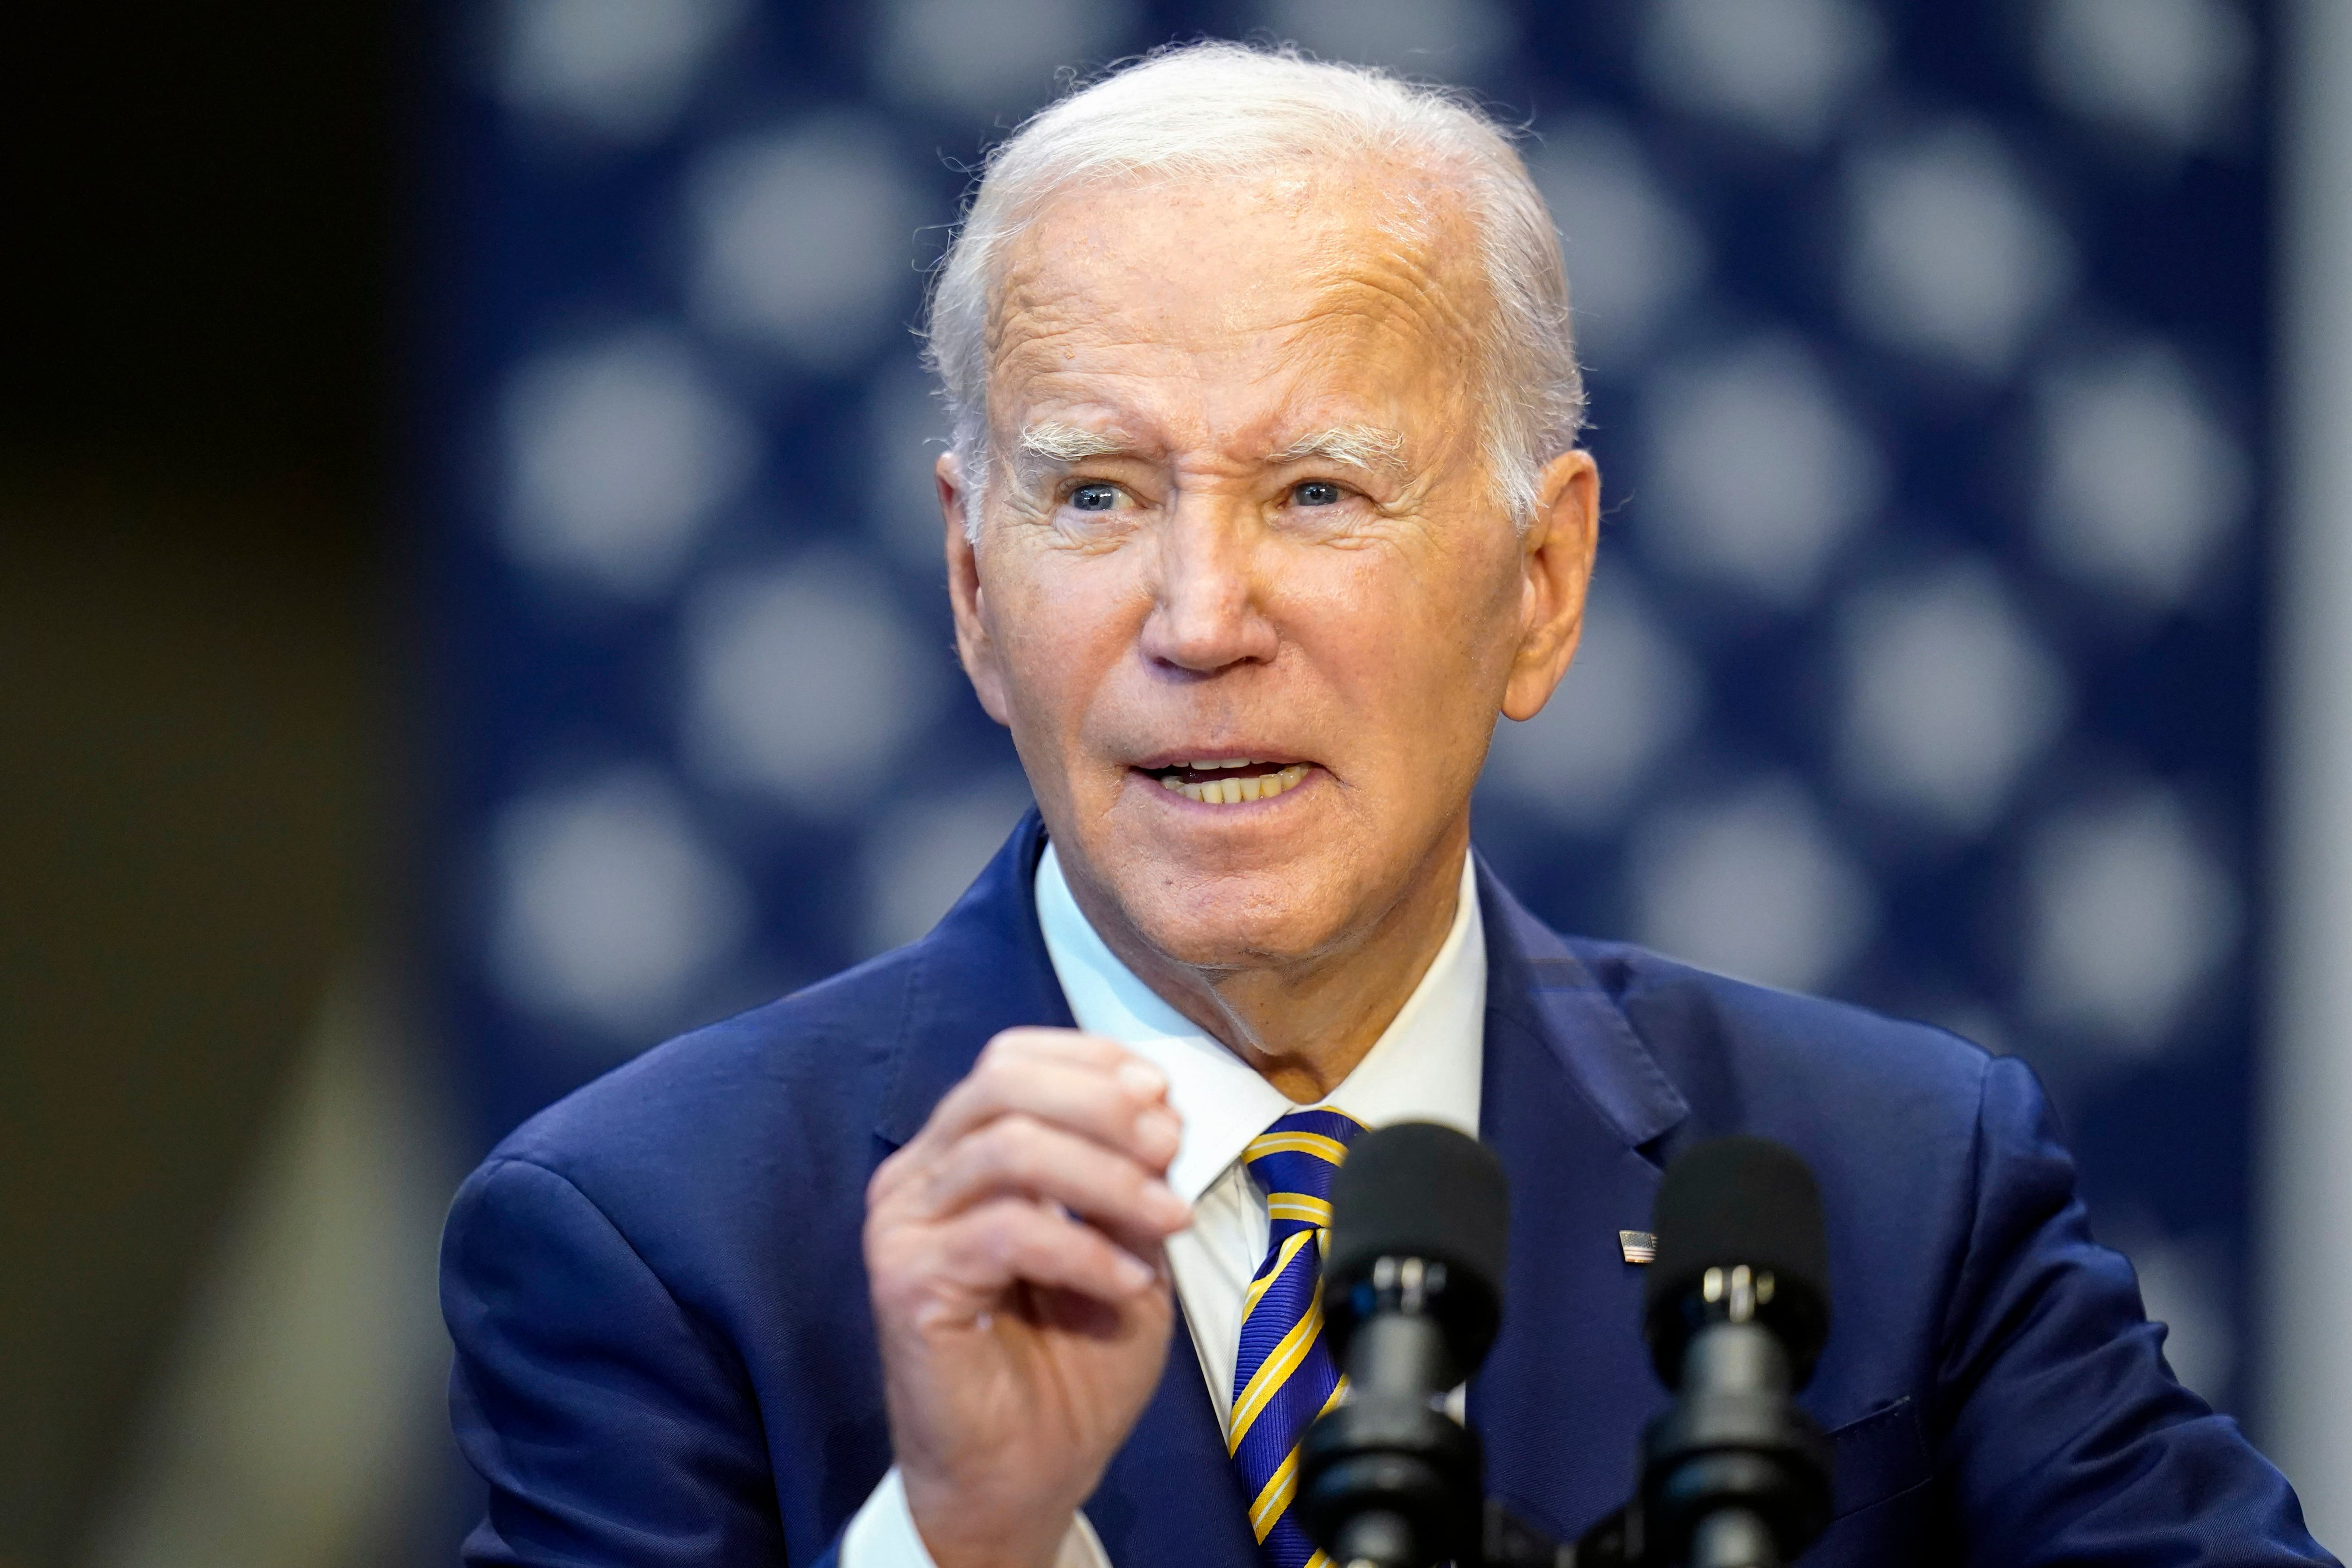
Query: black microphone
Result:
<box><xmin>1637</xmin><ymin>1137</ymin><xmax>1835</xmax><ymax>1568</ymax></box>
<box><xmin>1297</xmin><ymin>1122</ymin><xmax>1510</xmax><ymax>1568</ymax></box>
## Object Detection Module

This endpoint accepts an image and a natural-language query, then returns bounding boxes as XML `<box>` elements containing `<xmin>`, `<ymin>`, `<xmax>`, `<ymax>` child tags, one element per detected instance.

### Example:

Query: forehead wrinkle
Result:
<box><xmin>1295</xmin><ymin>250</ymin><xmax>1486</xmax><ymax>371</ymax></box>
<box><xmin>982</xmin><ymin>163</ymin><xmax>1495</xmax><ymax>495</ymax></box>
<box><xmin>1294</xmin><ymin>175</ymin><xmax>1494</xmax><ymax>384</ymax></box>
<box><xmin>991</xmin><ymin>165</ymin><xmax>1486</xmax><ymax>371</ymax></box>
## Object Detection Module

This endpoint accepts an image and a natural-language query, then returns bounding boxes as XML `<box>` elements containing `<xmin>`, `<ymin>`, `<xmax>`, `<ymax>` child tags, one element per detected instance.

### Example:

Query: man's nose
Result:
<box><xmin>1139</xmin><ymin>499</ymin><xmax>1279</xmax><ymax>674</ymax></box>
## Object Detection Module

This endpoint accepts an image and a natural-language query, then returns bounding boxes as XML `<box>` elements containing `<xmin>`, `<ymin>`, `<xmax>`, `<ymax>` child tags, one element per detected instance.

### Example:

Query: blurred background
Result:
<box><xmin>7</xmin><ymin>0</ymin><xmax>2351</xmax><ymax>1563</ymax></box>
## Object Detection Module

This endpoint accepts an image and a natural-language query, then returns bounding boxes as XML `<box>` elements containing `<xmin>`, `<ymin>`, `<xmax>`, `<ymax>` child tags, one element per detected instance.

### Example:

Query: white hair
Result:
<box><xmin>920</xmin><ymin>40</ymin><xmax>1584</xmax><ymax>538</ymax></box>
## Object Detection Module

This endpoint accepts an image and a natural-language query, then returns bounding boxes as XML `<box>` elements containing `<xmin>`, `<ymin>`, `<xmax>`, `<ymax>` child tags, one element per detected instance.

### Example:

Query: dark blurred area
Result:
<box><xmin>0</xmin><ymin>6</ymin><xmax>397</xmax><ymax>1564</ymax></box>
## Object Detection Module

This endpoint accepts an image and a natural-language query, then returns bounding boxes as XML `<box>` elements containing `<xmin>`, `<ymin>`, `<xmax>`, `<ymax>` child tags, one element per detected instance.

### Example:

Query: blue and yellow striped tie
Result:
<box><xmin>1230</xmin><ymin>1107</ymin><xmax>1367</xmax><ymax>1568</ymax></box>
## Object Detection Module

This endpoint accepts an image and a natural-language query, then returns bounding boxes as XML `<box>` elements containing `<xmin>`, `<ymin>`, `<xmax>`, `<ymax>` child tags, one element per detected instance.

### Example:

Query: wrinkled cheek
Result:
<box><xmin>993</xmin><ymin>600</ymin><xmax>1134</xmax><ymax>792</ymax></box>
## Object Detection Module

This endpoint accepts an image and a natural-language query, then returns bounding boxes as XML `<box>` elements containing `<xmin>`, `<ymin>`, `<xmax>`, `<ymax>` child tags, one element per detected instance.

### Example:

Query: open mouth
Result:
<box><xmin>1142</xmin><ymin>758</ymin><xmax>1313</xmax><ymax>806</ymax></box>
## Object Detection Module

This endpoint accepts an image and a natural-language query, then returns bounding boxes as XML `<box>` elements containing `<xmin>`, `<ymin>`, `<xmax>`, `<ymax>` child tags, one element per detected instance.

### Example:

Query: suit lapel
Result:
<box><xmin>1086</xmin><ymin>1305</ymin><xmax>1261</xmax><ymax>1567</ymax></box>
<box><xmin>874</xmin><ymin>809</ymin><xmax>1074</xmax><ymax>1146</ymax></box>
<box><xmin>1470</xmin><ymin>861</ymin><xmax>1689</xmax><ymax>1545</ymax></box>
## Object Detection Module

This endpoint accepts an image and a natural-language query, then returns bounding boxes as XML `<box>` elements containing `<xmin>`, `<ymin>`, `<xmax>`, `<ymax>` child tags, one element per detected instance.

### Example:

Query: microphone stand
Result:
<box><xmin>1473</xmin><ymin>1309</ymin><xmax>1831</xmax><ymax>1568</ymax></box>
<box><xmin>1483</xmin><ymin>1497</ymin><xmax>1785</xmax><ymax>1568</ymax></box>
<box><xmin>1303</xmin><ymin>1131</ymin><xmax>1831</xmax><ymax>1568</ymax></box>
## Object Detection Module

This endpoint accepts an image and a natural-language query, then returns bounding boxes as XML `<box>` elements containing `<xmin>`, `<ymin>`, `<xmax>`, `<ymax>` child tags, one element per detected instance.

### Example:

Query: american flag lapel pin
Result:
<box><xmin>1619</xmin><ymin>1230</ymin><xmax>1657</xmax><ymax>1265</ymax></box>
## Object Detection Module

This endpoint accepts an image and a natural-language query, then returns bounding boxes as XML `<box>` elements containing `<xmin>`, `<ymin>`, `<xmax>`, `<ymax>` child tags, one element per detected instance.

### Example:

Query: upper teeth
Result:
<box><xmin>1189</xmin><ymin>759</ymin><xmax>1254</xmax><ymax>769</ymax></box>
<box><xmin>1160</xmin><ymin>762</ymin><xmax>1311</xmax><ymax>806</ymax></box>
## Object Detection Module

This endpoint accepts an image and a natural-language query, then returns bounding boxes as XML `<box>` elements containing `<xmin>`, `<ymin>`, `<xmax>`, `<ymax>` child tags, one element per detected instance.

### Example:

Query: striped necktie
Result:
<box><xmin>1230</xmin><ymin>1106</ymin><xmax>1367</xmax><ymax>1568</ymax></box>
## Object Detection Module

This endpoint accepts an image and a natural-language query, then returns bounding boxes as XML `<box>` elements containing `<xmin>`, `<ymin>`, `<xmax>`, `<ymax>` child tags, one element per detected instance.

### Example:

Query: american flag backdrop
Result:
<box><xmin>418</xmin><ymin>0</ymin><xmax>2269</xmax><ymax>1420</ymax></box>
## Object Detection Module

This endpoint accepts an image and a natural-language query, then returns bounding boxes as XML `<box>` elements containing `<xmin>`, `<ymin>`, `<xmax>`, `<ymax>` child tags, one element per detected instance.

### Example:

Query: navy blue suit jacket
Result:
<box><xmin>442</xmin><ymin>814</ymin><xmax>2331</xmax><ymax>1565</ymax></box>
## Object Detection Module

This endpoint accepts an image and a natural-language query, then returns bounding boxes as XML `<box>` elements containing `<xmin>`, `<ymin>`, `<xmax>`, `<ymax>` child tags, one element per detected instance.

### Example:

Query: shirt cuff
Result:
<box><xmin>840</xmin><ymin>1465</ymin><xmax>1112</xmax><ymax>1568</ymax></box>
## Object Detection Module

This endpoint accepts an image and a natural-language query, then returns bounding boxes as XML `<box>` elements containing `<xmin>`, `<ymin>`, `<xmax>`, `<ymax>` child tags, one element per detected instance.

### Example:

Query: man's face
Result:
<box><xmin>944</xmin><ymin>161</ymin><xmax>1594</xmax><ymax>971</ymax></box>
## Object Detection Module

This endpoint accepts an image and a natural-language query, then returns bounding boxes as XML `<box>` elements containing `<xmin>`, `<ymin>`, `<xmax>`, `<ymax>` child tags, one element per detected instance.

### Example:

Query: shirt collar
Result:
<box><xmin>1035</xmin><ymin>841</ymin><xmax>1486</xmax><ymax>1204</ymax></box>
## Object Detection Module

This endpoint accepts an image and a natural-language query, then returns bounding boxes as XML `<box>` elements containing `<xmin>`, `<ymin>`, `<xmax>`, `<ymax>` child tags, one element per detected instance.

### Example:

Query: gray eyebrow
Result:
<box><xmin>1268</xmin><ymin>425</ymin><xmax>1407</xmax><ymax>474</ymax></box>
<box><xmin>1008</xmin><ymin>421</ymin><xmax>1137</xmax><ymax>493</ymax></box>
<box><xmin>1017</xmin><ymin>421</ymin><xmax>1132</xmax><ymax>462</ymax></box>
<box><xmin>1005</xmin><ymin>420</ymin><xmax>1408</xmax><ymax>490</ymax></box>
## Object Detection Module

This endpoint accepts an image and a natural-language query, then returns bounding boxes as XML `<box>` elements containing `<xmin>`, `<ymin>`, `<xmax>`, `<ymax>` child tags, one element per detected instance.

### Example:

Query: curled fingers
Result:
<box><xmin>936</xmin><ymin>1195</ymin><xmax>1166</xmax><ymax>1303</ymax></box>
<box><xmin>921</xmin><ymin>1112</ymin><xmax>1190</xmax><ymax>1249</ymax></box>
<box><xmin>934</xmin><ymin>1032</ymin><xmax>1168</xmax><ymax>1148</ymax></box>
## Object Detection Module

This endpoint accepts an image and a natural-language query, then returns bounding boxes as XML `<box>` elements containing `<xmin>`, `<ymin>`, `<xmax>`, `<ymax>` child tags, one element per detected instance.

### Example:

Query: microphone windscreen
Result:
<box><xmin>1644</xmin><ymin>1136</ymin><xmax>1830</xmax><ymax>1380</ymax></box>
<box><xmin>1326</xmin><ymin>1121</ymin><xmax>1509</xmax><ymax>1313</ymax></box>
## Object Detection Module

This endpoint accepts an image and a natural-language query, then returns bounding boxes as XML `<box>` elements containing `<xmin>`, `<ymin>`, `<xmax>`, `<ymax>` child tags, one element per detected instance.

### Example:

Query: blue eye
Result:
<box><xmin>1071</xmin><ymin>483</ymin><xmax>1119</xmax><ymax>512</ymax></box>
<box><xmin>1293</xmin><ymin>481</ymin><xmax>1343</xmax><ymax>507</ymax></box>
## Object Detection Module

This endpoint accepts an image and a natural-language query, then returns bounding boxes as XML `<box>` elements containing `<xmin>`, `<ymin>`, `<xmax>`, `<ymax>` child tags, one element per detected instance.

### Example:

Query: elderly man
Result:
<box><xmin>440</xmin><ymin>42</ymin><xmax>2330</xmax><ymax>1568</ymax></box>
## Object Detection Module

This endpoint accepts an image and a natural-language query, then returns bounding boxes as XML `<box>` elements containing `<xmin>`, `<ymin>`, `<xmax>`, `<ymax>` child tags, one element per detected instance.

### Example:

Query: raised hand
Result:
<box><xmin>864</xmin><ymin>1028</ymin><xmax>1190</xmax><ymax>1568</ymax></box>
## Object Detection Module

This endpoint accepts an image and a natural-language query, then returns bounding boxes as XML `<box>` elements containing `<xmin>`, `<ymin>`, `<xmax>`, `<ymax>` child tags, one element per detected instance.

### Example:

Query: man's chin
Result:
<box><xmin>1126</xmin><ymin>913</ymin><xmax>1338</xmax><ymax>973</ymax></box>
<box><xmin>1095</xmin><ymin>859</ymin><xmax>1361</xmax><ymax>972</ymax></box>
<box><xmin>1059</xmin><ymin>778</ymin><xmax>1410</xmax><ymax>967</ymax></box>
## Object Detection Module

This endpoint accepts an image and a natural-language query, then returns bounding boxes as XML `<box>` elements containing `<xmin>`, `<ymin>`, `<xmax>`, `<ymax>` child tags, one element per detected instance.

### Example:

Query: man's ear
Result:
<box><xmin>940</xmin><ymin>451</ymin><xmax>1013</xmax><ymax>726</ymax></box>
<box><xmin>1501</xmin><ymin>448</ymin><xmax>1600</xmax><ymax>723</ymax></box>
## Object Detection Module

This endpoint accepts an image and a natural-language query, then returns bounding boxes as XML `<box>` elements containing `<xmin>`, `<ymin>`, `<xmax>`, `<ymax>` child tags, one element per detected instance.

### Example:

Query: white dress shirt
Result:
<box><xmin>842</xmin><ymin>842</ymin><xmax>1487</xmax><ymax>1568</ymax></box>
